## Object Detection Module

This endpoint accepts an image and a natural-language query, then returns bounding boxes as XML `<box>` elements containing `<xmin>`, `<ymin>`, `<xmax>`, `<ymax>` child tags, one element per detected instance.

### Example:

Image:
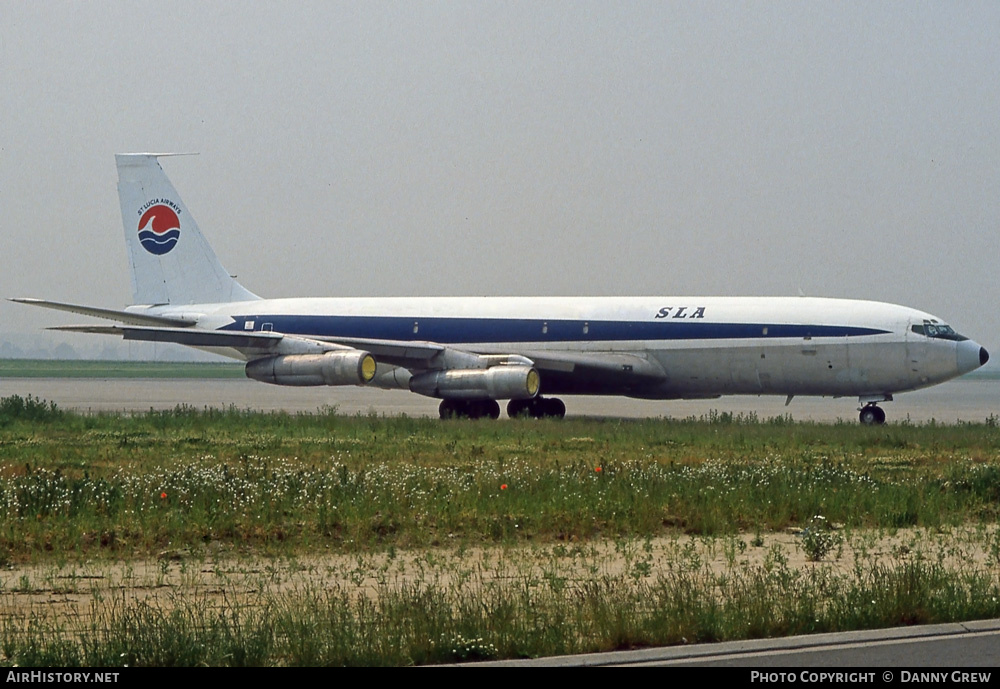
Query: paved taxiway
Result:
<box><xmin>474</xmin><ymin>619</ymin><xmax>1000</xmax><ymax>667</ymax></box>
<box><xmin>0</xmin><ymin>375</ymin><xmax>996</xmax><ymax>422</ymax></box>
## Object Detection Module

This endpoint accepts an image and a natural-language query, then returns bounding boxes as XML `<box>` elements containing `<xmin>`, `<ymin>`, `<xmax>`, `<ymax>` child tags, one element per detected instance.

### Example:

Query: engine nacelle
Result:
<box><xmin>246</xmin><ymin>351</ymin><xmax>376</xmax><ymax>387</ymax></box>
<box><xmin>369</xmin><ymin>364</ymin><xmax>413</xmax><ymax>390</ymax></box>
<box><xmin>408</xmin><ymin>365</ymin><xmax>540</xmax><ymax>400</ymax></box>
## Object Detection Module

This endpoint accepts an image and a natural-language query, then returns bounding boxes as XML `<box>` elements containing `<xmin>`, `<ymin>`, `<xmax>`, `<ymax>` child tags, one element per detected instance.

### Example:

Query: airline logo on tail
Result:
<box><xmin>137</xmin><ymin>200</ymin><xmax>181</xmax><ymax>255</ymax></box>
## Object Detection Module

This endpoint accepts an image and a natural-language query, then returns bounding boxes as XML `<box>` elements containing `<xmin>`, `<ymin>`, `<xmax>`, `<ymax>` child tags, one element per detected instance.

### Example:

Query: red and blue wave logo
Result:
<box><xmin>137</xmin><ymin>205</ymin><xmax>181</xmax><ymax>255</ymax></box>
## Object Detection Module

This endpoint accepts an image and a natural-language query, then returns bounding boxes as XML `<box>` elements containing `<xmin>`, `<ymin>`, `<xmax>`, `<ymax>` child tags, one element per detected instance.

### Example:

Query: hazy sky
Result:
<box><xmin>3</xmin><ymin>2</ymin><xmax>999</xmax><ymax>351</ymax></box>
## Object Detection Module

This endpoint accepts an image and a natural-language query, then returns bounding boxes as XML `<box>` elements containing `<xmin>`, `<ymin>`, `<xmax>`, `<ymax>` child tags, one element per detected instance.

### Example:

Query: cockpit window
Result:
<box><xmin>911</xmin><ymin>321</ymin><xmax>968</xmax><ymax>341</ymax></box>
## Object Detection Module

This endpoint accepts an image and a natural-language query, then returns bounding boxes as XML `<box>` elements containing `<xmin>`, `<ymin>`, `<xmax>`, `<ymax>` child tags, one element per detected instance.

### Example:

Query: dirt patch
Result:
<box><xmin>2</xmin><ymin>526</ymin><xmax>998</xmax><ymax>632</ymax></box>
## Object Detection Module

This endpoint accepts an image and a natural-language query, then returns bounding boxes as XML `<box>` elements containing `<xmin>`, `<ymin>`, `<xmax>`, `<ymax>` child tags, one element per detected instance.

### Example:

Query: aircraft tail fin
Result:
<box><xmin>116</xmin><ymin>154</ymin><xmax>260</xmax><ymax>305</ymax></box>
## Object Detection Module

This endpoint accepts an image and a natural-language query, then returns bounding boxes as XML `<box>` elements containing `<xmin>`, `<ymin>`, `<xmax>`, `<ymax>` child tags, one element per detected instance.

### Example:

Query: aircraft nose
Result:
<box><xmin>957</xmin><ymin>340</ymin><xmax>988</xmax><ymax>374</ymax></box>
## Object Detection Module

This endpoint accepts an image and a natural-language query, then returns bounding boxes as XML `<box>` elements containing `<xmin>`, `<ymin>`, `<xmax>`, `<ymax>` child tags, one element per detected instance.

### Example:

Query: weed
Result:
<box><xmin>799</xmin><ymin>516</ymin><xmax>842</xmax><ymax>562</ymax></box>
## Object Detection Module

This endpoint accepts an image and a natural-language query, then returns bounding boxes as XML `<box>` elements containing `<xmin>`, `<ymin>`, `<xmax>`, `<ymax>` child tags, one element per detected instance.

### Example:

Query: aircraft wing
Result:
<box><xmin>47</xmin><ymin>324</ymin><xmax>446</xmax><ymax>365</ymax></box>
<box><xmin>308</xmin><ymin>339</ymin><xmax>667</xmax><ymax>378</ymax></box>
<box><xmin>525</xmin><ymin>350</ymin><xmax>667</xmax><ymax>381</ymax></box>
<box><xmin>9</xmin><ymin>298</ymin><xmax>197</xmax><ymax>327</ymax></box>
<box><xmin>40</xmin><ymin>307</ymin><xmax>667</xmax><ymax>392</ymax></box>
<box><xmin>49</xmin><ymin>324</ymin><xmax>283</xmax><ymax>350</ymax></box>
<box><xmin>310</xmin><ymin>336</ymin><xmax>444</xmax><ymax>364</ymax></box>
<box><xmin>20</xmin><ymin>296</ymin><xmax>444</xmax><ymax>364</ymax></box>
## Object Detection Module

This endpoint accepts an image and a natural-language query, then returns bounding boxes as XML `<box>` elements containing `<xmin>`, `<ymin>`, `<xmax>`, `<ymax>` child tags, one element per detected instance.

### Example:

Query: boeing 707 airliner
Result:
<box><xmin>12</xmin><ymin>154</ymin><xmax>990</xmax><ymax>423</ymax></box>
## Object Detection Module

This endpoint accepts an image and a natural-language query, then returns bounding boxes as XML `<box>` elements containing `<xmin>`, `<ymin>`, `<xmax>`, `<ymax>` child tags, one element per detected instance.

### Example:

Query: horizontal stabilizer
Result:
<box><xmin>9</xmin><ymin>298</ymin><xmax>196</xmax><ymax>327</ymax></box>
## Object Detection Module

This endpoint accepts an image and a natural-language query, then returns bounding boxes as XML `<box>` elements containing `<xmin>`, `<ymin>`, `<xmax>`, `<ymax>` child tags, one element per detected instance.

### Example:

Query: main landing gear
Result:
<box><xmin>507</xmin><ymin>396</ymin><xmax>566</xmax><ymax>419</ymax></box>
<box><xmin>439</xmin><ymin>397</ymin><xmax>568</xmax><ymax>419</ymax></box>
<box><xmin>438</xmin><ymin>397</ymin><xmax>568</xmax><ymax>419</ymax></box>
<box><xmin>438</xmin><ymin>399</ymin><xmax>501</xmax><ymax>420</ymax></box>
<box><xmin>859</xmin><ymin>403</ymin><xmax>886</xmax><ymax>425</ymax></box>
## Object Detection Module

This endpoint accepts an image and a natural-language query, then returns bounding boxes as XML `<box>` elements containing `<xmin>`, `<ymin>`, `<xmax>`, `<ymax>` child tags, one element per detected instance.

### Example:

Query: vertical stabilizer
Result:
<box><xmin>116</xmin><ymin>154</ymin><xmax>259</xmax><ymax>305</ymax></box>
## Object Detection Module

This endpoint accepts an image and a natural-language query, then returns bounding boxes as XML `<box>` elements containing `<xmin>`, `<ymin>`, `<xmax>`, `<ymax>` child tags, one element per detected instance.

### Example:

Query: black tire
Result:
<box><xmin>507</xmin><ymin>399</ymin><xmax>530</xmax><ymax>418</ymax></box>
<box><xmin>478</xmin><ymin>399</ymin><xmax>501</xmax><ymax>420</ymax></box>
<box><xmin>439</xmin><ymin>400</ymin><xmax>459</xmax><ymax>420</ymax></box>
<box><xmin>508</xmin><ymin>397</ymin><xmax>566</xmax><ymax>419</ymax></box>
<box><xmin>859</xmin><ymin>405</ymin><xmax>886</xmax><ymax>425</ymax></box>
<box><xmin>441</xmin><ymin>399</ymin><xmax>501</xmax><ymax>420</ymax></box>
<box><xmin>544</xmin><ymin>398</ymin><xmax>566</xmax><ymax>419</ymax></box>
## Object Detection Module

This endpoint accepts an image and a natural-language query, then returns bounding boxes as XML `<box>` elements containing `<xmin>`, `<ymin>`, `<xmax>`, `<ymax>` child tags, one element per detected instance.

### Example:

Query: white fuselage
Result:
<box><xmin>136</xmin><ymin>295</ymin><xmax>982</xmax><ymax>401</ymax></box>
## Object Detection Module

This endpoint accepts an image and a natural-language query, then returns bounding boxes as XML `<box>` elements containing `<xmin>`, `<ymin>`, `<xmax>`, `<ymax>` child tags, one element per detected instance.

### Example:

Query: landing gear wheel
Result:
<box><xmin>439</xmin><ymin>399</ymin><xmax>460</xmax><ymax>420</ymax></box>
<box><xmin>439</xmin><ymin>399</ymin><xmax>501</xmax><ymax>420</ymax></box>
<box><xmin>507</xmin><ymin>397</ymin><xmax>566</xmax><ymax>419</ymax></box>
<box><xmin>507</xmin><ymin>399</ymin><xmax>529</xmax><ymax>418</ymax></box>
<box><xmin>477</xmin><ymin>399</ymin><xmax>501</xmax><ymax>420</ymax></box>
<box><xmin>859</xmin><ymin>404</ymin><xmax>886</xmax><ymax>425</ymax></box>
<box><xmin>542</xmin><ymin>397</ymin><xmax>566</xmax><ymax>419</ymax></box>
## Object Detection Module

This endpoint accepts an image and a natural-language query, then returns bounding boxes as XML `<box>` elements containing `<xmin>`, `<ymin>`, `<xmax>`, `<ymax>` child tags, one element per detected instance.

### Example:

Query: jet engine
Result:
<box><xmin>245</xmin><ymin>351</ymin><xmax>376</xmax><ymax>387</ymax></box>
<box><xmin>408</xmin><ymin>365</ymin><xmax>540</xmax><ymax>400</ymax></box>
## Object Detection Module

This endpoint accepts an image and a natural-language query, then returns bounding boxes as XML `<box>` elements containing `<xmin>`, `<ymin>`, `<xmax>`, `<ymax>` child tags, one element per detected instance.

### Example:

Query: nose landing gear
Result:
<box><xmin>859</xmin><ymin>403</ymin><xmax>886</xmax><ymax>425</ymax></box>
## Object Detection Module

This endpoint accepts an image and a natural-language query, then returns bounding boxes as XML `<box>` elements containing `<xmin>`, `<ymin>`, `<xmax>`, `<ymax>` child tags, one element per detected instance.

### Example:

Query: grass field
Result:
<box><xmin>1</xmin><ymin>395</ymin><xmax>999</xmax><ymax>665</ymax></box>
